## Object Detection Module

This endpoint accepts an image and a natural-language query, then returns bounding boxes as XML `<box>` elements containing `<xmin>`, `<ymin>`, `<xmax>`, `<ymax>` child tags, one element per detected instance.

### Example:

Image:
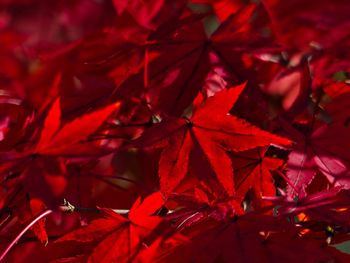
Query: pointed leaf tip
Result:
<box><xmin>193</xmin><ymin>82</ymin><xmax>247</xmax><ymax>120</ymax></box>
<box><xmin>37</xmin><ymin>98</ymin><xmax>61</xmax><ymax>149</ymax></box>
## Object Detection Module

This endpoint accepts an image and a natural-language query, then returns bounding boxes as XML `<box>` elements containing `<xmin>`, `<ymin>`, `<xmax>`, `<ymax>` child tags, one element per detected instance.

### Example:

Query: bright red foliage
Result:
<box><xmin>1</xmin><ymin>1</ymin><xmax>350</xmax><ymax>262</ymax></box>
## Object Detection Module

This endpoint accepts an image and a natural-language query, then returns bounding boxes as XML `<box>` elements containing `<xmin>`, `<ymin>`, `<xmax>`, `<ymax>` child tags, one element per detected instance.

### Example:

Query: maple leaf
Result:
<box><xmin>231</xmin><ymin>147</ymin><xmax>284</xmax><ymax>207</ymax></box>
<box><xmin>0</xmin><ymin>98</ymin><xmax>120</xmax><ymax>207</ymax></box>
<box><xmin>27</xmin><ymin>99</ymin><xmax>120</xmax><ymax>203</ymax></box>
<box><xmin>137</xmin><ymin>83</ymin><xmax>291</xmax><ymax>195</ymax></box>
<box><xmin>114</xmin><ymin>2</ymin><xmax>274</xmax><ymax>116</ymax></box>
<box><xmin>282</xmin><ymin>88</ymin><xmax>350</xmax><ymax>198</ymax></box>
<box><xmin>57</xmin><ymin>192</ymin><xmax>164</xmax><ymax>263</ymax></box>
<box><xmin>150</xmin><ymin>213</ymin><xmax>350</xmax><ymax>263</ymax></box>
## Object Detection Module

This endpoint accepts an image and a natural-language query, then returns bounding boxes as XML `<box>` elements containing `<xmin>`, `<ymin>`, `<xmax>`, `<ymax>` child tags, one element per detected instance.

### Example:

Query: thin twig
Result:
<box><xmin>0</xmin><ymin>210</ymin><xmax>53</xmax><ymax>262</ymax></box>
<box><xmin>60</xmin><ymin>199</ymin><xmax>129</xmax><ymax>215</ymax></box>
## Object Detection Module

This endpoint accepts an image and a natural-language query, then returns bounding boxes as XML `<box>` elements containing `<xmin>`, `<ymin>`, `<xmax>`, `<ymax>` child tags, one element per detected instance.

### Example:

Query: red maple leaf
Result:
<box><xmin>57</xmin><ymin>192</ymin><xmax>164</xmax><ymax>263</ymax></box>
<box><xmin>147</xmin><ymin>212</ymin><xmax>350</xmax><ymax>263</ymax></box>
<box><xmin>282</xmin><ymin>86</ymin><xmax>350</xmax><ymax>198</ymax></box>
<box><xmin>231</xmin><ymin>147</ymin><xmax>284</xmax><ymax>207</ymax></box>
<box><xmin>0</xmin><ymin>98</ymin><xmax>120</xmax><ymax>207</ymax></box>
<box><xmin>111</xmin><ymin>3</ymin><xmax>274</xmax><ymax>116</ymax></box>
<box><xmin>137</xmin><ymin>83</ymin><xmax>291</xmax><ymax>195</ymax></box>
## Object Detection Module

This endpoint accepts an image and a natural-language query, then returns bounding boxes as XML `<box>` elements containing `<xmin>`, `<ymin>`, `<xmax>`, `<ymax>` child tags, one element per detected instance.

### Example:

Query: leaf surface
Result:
<box><xmin>137</xmin><ymin>84</ymin><xmax>291</xmax><ymax>195</ymax></box>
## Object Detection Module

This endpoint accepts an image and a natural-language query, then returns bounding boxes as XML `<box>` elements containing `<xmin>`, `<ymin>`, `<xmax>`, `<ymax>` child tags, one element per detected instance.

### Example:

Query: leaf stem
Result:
<box><xmin>0</xmin><ymin>210</ymin><xmax>53</xmax><ymax>261</ymax></box>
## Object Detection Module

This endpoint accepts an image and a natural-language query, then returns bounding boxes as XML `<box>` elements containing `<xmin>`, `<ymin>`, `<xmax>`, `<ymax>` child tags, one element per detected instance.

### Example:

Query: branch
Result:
<box><xmin>60</xmin><ymin>199</ymin><xmax>173</xmax><ymax>216</ymax></box>
<box><xmin>60</xmin><ymin>199</ymin><xmax>129</xmax><ymax>215</ymax></box>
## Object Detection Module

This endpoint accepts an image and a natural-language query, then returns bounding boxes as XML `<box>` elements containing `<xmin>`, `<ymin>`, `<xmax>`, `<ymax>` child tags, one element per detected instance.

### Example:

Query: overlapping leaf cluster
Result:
<box><xmin>1</xmin><ymin>0</ymin><xmax>350</xmax><ymax>262</ymax></box>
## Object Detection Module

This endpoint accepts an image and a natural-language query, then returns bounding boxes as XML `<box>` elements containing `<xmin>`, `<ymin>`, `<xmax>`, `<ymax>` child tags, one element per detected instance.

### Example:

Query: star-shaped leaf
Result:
<box><xmin>137</xmin><ymin>83</ymin><xmax>291</xmax><ymax>195</ymax></box>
